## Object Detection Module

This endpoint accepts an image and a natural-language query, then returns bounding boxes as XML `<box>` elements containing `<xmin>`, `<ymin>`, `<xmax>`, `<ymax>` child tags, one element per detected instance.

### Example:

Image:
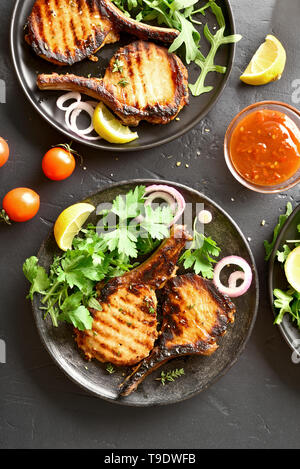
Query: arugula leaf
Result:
<box><xmin>189</xmin><ymin>3</ymin><xmax>242</xmax><ymax>96</ymax></box>
<box><xmin>111</xmin><ymin>0</ymin><xmax>242</xmax><ymax>96</ymax></box>
<box><xmin>276</xmin><ymin>244</ymin><xmax>291</xmax><ymax>263</ymax></box>
<box><xmin>169</xmin><ymin>11</ymin><xmax>200</xmax><ymax>64</ymax></box>
<box><xmin>273</xmin><ymin>289</ymin><xmax>294</xmax><ymax>325</ymax></box>
<box><xmin>264</xmin><ymin>202</ymin><xmax>293</xmax><ymax>261</ymax></box>
<box><xmin>23</xmin><ymin>256</ymin><xmax>50</xmax><ymax>299</ymax></box>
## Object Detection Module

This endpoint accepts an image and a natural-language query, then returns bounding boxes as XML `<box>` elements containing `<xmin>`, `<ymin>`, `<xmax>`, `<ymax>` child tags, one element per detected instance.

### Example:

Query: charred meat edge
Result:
<box><xmin>119</xmin><ymin>274</ymin><xmax>236</xmax><ymax>396</ymax></box>
<box><xmin>99</xmin><ymin>0</ymin><xmax>179</xmax><ymax>43</ymax></box>
<box><xmin>24</xmin><ymin>0</ymin><xmax>119</xmax><ymax>66</ymax></box>
<box><xmin>37</xmin><ymin>43</ymin><xmax>189</xmax><ymax>126</ymax></box>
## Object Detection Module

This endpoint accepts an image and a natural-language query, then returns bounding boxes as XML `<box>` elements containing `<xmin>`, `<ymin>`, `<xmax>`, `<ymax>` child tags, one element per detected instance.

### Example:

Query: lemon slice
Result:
<box><xmin>93</xmin><ymin>102</ymin><xmax>138</xmax><ymax>144</ymax></box>
<box><xmin>54</xmin><ymin>203</ymin><xmax>95</xmax><ymax>251</ymax></box>
<box><xmin>240</xmin><ymin>35</ymin><xmax>286</xmax><ymax>85</ymax></box>
<box><xmin>285</xmin><ymin>246</ymin><xmax>300</xmax><ymax>292</ymax></box>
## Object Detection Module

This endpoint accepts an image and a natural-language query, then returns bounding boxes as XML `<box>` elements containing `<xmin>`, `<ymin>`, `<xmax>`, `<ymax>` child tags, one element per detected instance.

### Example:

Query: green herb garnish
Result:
<box><xmin>106</xmin><ymin>363</ymin><xmax>116</xmax><ymax>374</ymax></box>
<box><xmin>156</xmin><ymin>368</ymin><xmax>185</xmax><ymax>385</ymax></box>
<box><xmin>118</xmin><ymin>78</ymin><xmax>129</xmax><ymax>87</ymax></box>
<box><xmin>179</xmin><ymin>217</ymin><xmax>220</xmax><ymax>278</ymax></box>
<box><xmin>111</xmin><ymin>0</ymin><xmax>241</xmax><ymax>96</ymax></box>
<box><xmin>23</xmin><ymin>185</ymin><xmax>173</xmax><ymax>331</ymax></box>
<box><xmin>264</xmin><ymin>202</ymin><xmax>293</xmax><ymax>261</ymax></box>
<box><xmin>112</xmin><ymin>58</ymin><xmax>124</xmax><ymax>73</ymax></box>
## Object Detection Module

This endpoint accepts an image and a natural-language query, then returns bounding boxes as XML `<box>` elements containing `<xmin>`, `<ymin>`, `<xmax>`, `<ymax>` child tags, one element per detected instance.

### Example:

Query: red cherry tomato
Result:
<box><xmin>3</xmin><ymin>188</ymin><xmax>40</xmax><ymax>222</ymax></box>
<box><xmin>0</xmin><ymin>137</ymin><xmax>9</xmax><ymax>167</ymax></box>
<box><xmin>42</xmin><ymin>146</ymin><xmax>76</xmax><ymax>181</ymax></box>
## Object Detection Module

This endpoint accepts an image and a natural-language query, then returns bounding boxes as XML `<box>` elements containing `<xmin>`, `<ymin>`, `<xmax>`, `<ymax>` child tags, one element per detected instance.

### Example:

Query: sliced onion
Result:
<box><xmin>56</xmin><ymin>92</ymin><xmax>101</xmax><ymax>140</ymax></box>
<box><xmin>198</xmin><ymin>209</ymin><xmax>212</xmax><ymax>224</ymax></box>
<box><xmin>145</xmin><ymin>185</ymin><xmax>186</xmax><ymax>224</ymax></box>
<box><xmin>145</xmin><ymin>191</ymin><xmax>177</xmax><ymax>213</ymax></box>
<box><xmin>70</xmin><ymin>103</ymin><xmax>95</xmax><ymax>135</ymax></box>
<box><xmin>56</xmin><ymin>91</ymin><xmax>81</xmax><ymax>111</ymax></box>
<box><xmin>213</xmin><ymin>256</ymin><xmax>252</xmax><ymax>298</ymax></box>
<box><xmin>65</xmin><ymin>101</ymin><xmax>101</xmax><ymax>140</ymax></box>
<box><xmin>228</xmin><ymin>271</ymin><xmax>245</xmax><ymax>289</ymax></box>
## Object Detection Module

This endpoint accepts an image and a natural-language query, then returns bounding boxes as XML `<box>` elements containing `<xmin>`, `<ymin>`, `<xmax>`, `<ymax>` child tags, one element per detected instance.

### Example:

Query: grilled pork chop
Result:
<box><xmin>37</xmin><ymin>41</ymin><xmax>189</xmax><ymax>125</ymax></box>
<box><xmin>119</xmin><ymin>274</ymin><xmax>236</xmax><ymax>396</ymax></box>
<box><xmin>25</xmin><ymin>0</ymin><xmax>119</xmax><ymax>66</ymax></box>
<box><xmin>99</xmin><ymin>0</ymin><xmax>179</xmax><ymax>43</ymax></box>
<box><xmin>75</xmin><ymin>225</ymin><xmax>191</xmax><ymax>366</ymax></box>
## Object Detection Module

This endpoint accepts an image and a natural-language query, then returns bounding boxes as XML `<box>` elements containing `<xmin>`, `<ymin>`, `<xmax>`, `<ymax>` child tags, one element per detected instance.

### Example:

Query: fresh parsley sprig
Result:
<box><xmin>179</xmin><ymin>217</ymin><xmax>220</xmax><ymax>278</ymax></box>
<box><xmin>23</xmin><ymin>186</ymin><xmax>173</xmax><ymax>331</ymax></box>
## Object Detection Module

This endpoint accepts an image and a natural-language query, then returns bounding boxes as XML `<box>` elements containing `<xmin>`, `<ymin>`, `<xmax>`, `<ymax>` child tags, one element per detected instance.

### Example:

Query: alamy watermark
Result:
<box><xmin>0</xmin><ymin>339</ymin><xmax>6</xmax><ymax>363</ymax></box>
<box><xmin>0</xmin><ymin>79</ymin><xmax>6</xmax><ymax>103</ymax></box>
<box><xmin>291</xmin><ymin>79</ymin><xmax>300</xmax><ymax>104</ymax></box>
<box><xmin>291</xmin><ymin>339</ymin><xmax>300</xmax><ymax>364</ymax></box>
<box><xmin>94</xmin><ymin>201</ymin><xmax>205</xmax><ymax>242</ymax></box>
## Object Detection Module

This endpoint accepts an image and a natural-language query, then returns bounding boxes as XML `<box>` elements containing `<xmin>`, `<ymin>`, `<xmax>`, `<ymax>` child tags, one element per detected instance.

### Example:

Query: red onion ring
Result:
<box><xmin>213</xmin><ymin>256</ymin><xmax>252</xmax><ymax>298</ymax></box>
<box><xmin>145</xmin><ymin>185</ymin><xmax>186</xmax><ymax>224</ymax></box>
<box><xmin>228</xmin><ymin>271</ymin><xmax>245</xmax><ymax>289</ymax></box>
<box><xmin>145</xmin><ymin>191</ymin><xmax>177</xmax><ymax>213</ymax></box>
<box><xmin>56</xmin><ymin>91</ymin><xmax>81</xmax><ymax>110</ymax></box>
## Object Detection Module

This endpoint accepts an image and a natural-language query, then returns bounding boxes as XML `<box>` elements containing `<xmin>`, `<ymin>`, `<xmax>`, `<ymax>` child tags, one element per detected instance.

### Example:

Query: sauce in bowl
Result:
<box><xmin>229</xmin><ymin>109</ymin><xmax>300</xmax><ymax>186</ymax></box>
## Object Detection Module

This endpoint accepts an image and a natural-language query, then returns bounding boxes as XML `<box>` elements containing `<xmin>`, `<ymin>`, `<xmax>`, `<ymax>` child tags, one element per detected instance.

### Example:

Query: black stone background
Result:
<box><xmin>0</xmin><ymin>0</ymin><xmax>300</xmax><ymax>449</ymax></box>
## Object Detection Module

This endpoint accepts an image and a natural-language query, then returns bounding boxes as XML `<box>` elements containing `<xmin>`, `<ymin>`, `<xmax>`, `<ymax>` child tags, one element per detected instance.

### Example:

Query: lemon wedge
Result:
<box><xmin>54</xmin><ymin>203</ymin><xmax>95</xmax><ymax>251</ymax></box>
<box><xmin>240</xmin><ymin>35</ymin><xmax>286</xmax><ymax>85</ymax></box>
<box><xmin>285</xmin><ymin>246</ymin><xmax>300</xmax><ymax>293</ymax></box>
<box><xmin>92</xmin><ymin>102</ymin><xmax>138</xmax><ymax>144</ymax></box>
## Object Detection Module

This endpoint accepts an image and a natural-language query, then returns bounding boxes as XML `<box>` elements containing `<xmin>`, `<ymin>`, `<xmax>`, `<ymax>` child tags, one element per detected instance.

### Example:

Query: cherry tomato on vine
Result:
<box><xmin>42</xmin><ymin>144</ymin><xmax>76</xmax><ymax>181</ymax></box>
<box><xmin>0</xmin><ymin>137</ymin><xmax>9</xmax><ymax>167</ymax></box>
<box><xmin>2</xmin><ymin>188</ymin><xmax>40</xmax><ymax>222</ymax></box>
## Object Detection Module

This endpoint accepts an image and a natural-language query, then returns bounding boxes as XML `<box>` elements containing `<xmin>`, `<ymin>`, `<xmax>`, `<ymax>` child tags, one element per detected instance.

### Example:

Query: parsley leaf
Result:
<box><xmin>264</xmin><ymin>202</ymin><xmax>293</xmax><ymax>261</ymax></box>
<box><xmin>140</xmin><ymin>205</ymin><xmax>173</xmax><ymax>240</ymax></box>
<box><xmin>180</xmin><ymin>218</ymin><xmax>220</xmax><ymax>278</ymax></box>
<box><xmin>23</xmin><ymin>256</ymin><xmax>50</xmax><ymax>299</ymax></box>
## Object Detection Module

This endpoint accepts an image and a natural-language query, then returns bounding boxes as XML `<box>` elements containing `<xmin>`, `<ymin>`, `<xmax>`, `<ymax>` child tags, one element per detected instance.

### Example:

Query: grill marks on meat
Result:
<box><xmin>25</xmin><ymin>0</ymin><xmax>179</xmax><ymax>66</ymax></box>
<box><xmin>75</xmin><ymin>284</ymin><xmax>158</xmax><ymax>366</ymax></box>
<box><xmin>37</xmin><ymin>41</ymin><xmax>189</xmax><ymax>125</ymax></box>
<box><xmin>25</xmin><ymin>0</ymin><xmax>119</xmax><ymax>66</ymax></box>
<box><xmin>99</xmin><ymin>0</ymin><xmax>179</xmax><ymax>43</ymax></box>
<box><xmin>119</xmin><ymin>274</ymin><xmax>236</xmax><ymax>396</ymax></box>
<box><xmin>103</xmin><ymin>41</ymin><xmax>189</xmax><ymax>125</ymax></box>
<box><xmin>103</xmin><ymin>224</ymin><xmax>192</xmax><ymax>291</ymax></box>
<box><xmin>75</xmin><ymin>225</ymin><xmax>191</xmax><ymax>367</ymax></box>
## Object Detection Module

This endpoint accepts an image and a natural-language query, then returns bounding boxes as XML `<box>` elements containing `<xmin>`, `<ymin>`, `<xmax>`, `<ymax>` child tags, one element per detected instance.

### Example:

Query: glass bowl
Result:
<box><xmin>224</xmin><ymin>101</ymin><xmax>300</xmax><ymax>194</ymax></box>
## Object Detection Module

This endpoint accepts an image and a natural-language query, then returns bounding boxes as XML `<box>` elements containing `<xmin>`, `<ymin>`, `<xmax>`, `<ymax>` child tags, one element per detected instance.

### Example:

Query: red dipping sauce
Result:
<box><xmin>229</xmin><ymin>109</ymin><xmax>300</xmax><ymax>186</ymax></box>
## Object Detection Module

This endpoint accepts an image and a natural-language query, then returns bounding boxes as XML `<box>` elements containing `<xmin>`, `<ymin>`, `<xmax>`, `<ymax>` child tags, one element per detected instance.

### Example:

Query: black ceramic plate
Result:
<box><xmin>11</xmin><ymin>0</ymin><xmax>236</xmax><ymax>152</ymax></box>
<box><xmin>269</xmin><ymin>205</ymin><xmax>300</xmax><ymax>354</ymax></box>
<box><xmin>32</xmin><ymin>180</ymin><xmax>258</xmax><ymax>406</ymax></box>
